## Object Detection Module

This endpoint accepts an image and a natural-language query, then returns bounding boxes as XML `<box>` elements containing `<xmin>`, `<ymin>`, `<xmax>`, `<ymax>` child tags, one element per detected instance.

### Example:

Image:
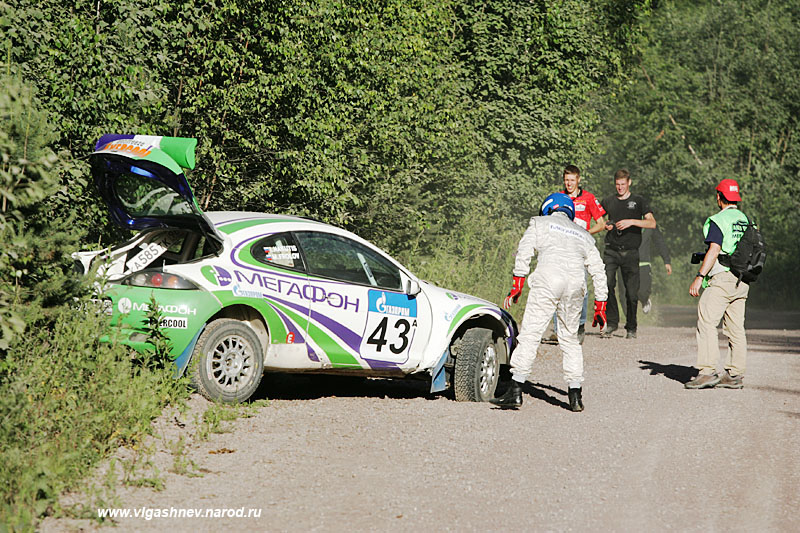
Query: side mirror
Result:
<box><xmin>405</xmin><ymin>278</ymin><xmax>421</xmax><ymax>296</ymax></box>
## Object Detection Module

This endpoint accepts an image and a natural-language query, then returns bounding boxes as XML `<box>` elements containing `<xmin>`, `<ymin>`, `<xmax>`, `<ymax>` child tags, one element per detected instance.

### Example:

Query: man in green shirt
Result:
<box><xmin>685</xmin><ymin>179</ymin><xmax>750</xmax><ymax>389</ymax></box>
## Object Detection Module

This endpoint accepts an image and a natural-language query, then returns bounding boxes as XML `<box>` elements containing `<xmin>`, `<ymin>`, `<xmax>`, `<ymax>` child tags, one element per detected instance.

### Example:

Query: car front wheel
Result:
<box><xmin>190</xmin><ymin>319</ymin><xmax>264</xmax><ymax>403</ymax></box>
<box><xmin>453</xmin><ymin>327</ymin><xmax>500</xmax><ymax>402</ymax></box>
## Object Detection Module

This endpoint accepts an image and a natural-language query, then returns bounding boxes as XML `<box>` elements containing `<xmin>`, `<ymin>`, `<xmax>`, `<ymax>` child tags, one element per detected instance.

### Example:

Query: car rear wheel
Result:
<box><xmin>453</xmin><ymin>327</ymin><xmax>500</xmax><ymax>402</ymax></box>
<box><xmin>190</xmin><ymin>318</ymin><xmax>264</xmax><ymax>403</ymax></box>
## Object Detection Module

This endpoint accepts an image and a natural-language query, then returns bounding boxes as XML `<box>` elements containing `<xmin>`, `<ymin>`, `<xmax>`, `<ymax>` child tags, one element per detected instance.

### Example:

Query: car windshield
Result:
<box><xmin>114</xmin><ymin>171</ymin><xmax>193</xmax><ymax>217</ymax></box>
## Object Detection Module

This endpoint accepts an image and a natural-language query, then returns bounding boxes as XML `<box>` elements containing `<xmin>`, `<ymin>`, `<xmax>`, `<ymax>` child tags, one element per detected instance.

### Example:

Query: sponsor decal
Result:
<box><xmin>118</xmin><ymin>297</ymin><xmax>132</xmax><ymax>314</ymax></box>
<box><xmin>445</xmin><ymin>292</ymin><xmax>459</xmax><ymax>301</ymax></box>
<box><xmin>232</xmin><ymin>284</ymin><xmax>263</xmax><ymax>299</ymax></box>
<box><xmin>159</xmin><ymin>317</ymin><xmax>188</xmax><ymax>329</ymax></box>
<box><xmin>99</xmin><ymin>139</ymin><xmax>153</xmax><ymax>158</ymax></box>
<box><xmin>233</xmin><ymin>269</ymin><xmax>360</xmax><ymax>312</ymax></box>
<box><xmin>374</xmin><ymin>292</ymin><xmax>412</xmax><ymax>317</ymax></box>
<box><xmin>444</xmin><ymin>304</ymin><xmax>461</xmax><ymax>322</ymax></box>
<box><xmin>286</xmin><ymin>332</ymin><xmax>295</xmax><ymax>344</ymax></box>
<box><xmin>575</xmin><ymin>203</ymin><xmax>586</xmax><ymax>211</ymax></box>
<box><xmin>201</xmin><ymin>265</ymin><xmax>232</xmax><ymax>287</ymax></box>
<box><xmin>116</xmin><ymin>297</ymin><xmax>197</xmax><ymax>316</ymax></box>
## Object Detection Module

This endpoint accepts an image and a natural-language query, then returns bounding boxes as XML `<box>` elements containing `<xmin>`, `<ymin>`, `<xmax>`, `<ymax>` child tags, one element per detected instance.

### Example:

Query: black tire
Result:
<box><xmin>189</xmin><ymin>319</ymin><xmax>264</xmax><ymax>403</ymax></box>
<box><xmin>453</xmin><ymin>327</ymin><xmax>500</xmax><ymax>402</ymax></box>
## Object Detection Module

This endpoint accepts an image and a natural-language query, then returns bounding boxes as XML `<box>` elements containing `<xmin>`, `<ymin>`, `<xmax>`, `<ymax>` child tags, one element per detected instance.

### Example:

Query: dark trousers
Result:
<box><xmin>617</xmin><ymin>264</ymin><xmax>652</xmax><ymax>307</ymax></box>
<box><xmin>604</xmin><ymin>248</ymin><xmax>640</xmax><ymax>332</ymax></box>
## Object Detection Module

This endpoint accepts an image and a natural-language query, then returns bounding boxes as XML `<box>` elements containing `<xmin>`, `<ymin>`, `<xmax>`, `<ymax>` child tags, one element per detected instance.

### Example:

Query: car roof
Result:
<box><xmin>206</xmin><ymin>211</ymin><xmax>373</xmax><ymax>244</ymax></box>
<box><xmin>206</xmin><ymin>211</ymin><xmax>317</xmax><ymax>225</ymax></box>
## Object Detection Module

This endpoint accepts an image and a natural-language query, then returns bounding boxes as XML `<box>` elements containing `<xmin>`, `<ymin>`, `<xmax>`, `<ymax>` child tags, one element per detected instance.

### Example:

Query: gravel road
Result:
<box><xmin>43</xmin><ymin>307</ymin><xmax>800</xmax><ymax>532</ymax></box>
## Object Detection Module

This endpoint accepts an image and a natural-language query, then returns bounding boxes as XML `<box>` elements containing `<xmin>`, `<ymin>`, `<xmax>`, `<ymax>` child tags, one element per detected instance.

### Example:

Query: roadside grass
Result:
<box><xmin>195</xmin><ymin>400</ymin><xmax>270</xmax><ymax>442</ymax></box>
<box><xmin>0</xmin><ymin>304</ymin><xmax>189</xmax><ymax>531</ymax></box>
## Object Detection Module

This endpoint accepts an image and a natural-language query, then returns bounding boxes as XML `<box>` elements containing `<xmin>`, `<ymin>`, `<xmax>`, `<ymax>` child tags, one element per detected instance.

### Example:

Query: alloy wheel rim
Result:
<box><xmin>479</xmin><ymin>344</ymin><xmax>498</xmax><ymax>395</ymax></box>
<box><xmin>208</xmin><ymin>335</ymin><xmax>253</xmax><ymax>391</ymax></box>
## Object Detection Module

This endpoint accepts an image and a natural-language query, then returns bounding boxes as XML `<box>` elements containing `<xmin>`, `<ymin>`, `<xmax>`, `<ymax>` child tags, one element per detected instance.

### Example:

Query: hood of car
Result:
<box><xmin>90</xmin><ymin>134</ymin><xmax>223</xmax><ymax>245</ymax></box>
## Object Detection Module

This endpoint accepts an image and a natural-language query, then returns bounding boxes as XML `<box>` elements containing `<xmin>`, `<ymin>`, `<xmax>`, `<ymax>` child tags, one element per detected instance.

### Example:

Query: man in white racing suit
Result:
<box><xmin>491</xmin><ymin>193</ymin><xmax>608</xmax><ymax>411</ymax></box>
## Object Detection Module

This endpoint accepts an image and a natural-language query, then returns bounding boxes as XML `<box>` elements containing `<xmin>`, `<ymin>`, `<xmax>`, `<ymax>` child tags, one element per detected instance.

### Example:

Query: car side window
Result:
<box><xmin>251</xmin><ymin>233</ymin><xmax>305</xmax><ymax>272</ymax></box>
<box><xmin>294</xmin><ymin>231</ymin><xmax>402</xmax><ymax>290</ymax></box>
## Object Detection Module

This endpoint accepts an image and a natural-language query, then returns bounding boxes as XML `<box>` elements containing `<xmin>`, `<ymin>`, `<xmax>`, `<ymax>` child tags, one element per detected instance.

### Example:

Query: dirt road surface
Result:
<box><xmin>43</xmin><ymin>307</ymin><xmax>800</xmax><ymax>532</ymax></box>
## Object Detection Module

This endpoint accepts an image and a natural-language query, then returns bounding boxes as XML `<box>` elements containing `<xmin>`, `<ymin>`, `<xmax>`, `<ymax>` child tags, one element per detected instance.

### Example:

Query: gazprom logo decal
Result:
<box><xmin>369</xmin><ymin>291</ymin><xmax>417</xmax><ymax>317</ymax></box>
<box><xmin>201</xmin><ymin>265</ymin><xmax>232</xmax><ymax>287</ymax></box>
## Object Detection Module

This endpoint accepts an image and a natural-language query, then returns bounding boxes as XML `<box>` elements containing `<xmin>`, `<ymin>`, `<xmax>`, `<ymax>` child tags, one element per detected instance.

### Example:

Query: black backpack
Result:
<box><xmin>718</xmin><ymin>215</ymin><xmax>766</xmax><ymax>285</ymax></box>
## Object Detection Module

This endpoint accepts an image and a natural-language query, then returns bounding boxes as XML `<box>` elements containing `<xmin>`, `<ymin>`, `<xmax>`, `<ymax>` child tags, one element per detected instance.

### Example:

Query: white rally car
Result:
<box><xmin>76</xmin><ymin>134</ymin><xmax>517</xmax><ymax>403</ymax></box>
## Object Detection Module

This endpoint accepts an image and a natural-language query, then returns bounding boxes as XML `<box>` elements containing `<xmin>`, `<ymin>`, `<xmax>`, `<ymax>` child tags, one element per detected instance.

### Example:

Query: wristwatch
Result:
<box><xmin>696</xmin><ymin>272</ymin><xmax>705</xmax><ymax>278</ymax></box>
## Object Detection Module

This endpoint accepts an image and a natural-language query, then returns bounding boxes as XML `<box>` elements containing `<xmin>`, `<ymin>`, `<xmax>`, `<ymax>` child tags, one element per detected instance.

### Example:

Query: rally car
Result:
<box><xmin>75</xmin><ymin>134</ymin><xmax>517</xmax><ymax>403</ymax></box>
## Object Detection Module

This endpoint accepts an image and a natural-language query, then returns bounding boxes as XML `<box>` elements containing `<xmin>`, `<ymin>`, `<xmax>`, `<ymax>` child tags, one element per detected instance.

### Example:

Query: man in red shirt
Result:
<box><xmin>551</xmin><ymin>165</ymin><xmax>606</xmax><ymax>343</ymax></box>
<box><xmin>563</xmin><ymin>165</ymin><xmax>607</xmax><ymax>235</ymax></box>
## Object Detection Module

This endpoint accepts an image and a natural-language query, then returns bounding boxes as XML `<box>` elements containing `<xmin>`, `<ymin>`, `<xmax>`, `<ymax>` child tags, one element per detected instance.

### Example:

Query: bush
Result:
<box><xmin>0</xmin><ymin>305</ymin><xmax>188</xmax><ymax>530</ymax></box>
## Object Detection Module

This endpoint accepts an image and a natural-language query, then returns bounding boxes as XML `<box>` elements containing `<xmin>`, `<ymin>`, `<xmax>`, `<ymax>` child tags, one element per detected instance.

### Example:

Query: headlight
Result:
<box><xmin>122</xmin><ymin>269</ymin><xmax>198</xmax><ymax>290</ymax></box>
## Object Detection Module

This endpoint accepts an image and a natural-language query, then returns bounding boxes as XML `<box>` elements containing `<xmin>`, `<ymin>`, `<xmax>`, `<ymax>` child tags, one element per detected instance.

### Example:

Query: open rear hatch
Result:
<box><xmin>90</xmin><ymin>134</ymin><xmax>224</xmax><ymax>247</ymax></box>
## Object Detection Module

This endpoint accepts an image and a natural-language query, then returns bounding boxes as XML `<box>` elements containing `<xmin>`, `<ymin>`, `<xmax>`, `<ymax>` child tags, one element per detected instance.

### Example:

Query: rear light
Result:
<box><xmin>122</xmin><ymin>269</ymin><xmax>198</xmax><ymax>290</ymax></box>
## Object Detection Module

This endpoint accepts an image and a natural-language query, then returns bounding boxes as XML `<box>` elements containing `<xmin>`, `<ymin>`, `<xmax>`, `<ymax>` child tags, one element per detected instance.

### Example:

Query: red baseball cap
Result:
<box><xmin>716</xmin><ymin>178</ymin><xmax>741</xmax><ymax>201</ymax></box>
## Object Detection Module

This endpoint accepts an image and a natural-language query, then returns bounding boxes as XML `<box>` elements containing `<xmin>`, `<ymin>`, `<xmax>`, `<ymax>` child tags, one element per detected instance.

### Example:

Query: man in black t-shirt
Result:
<box><xmin>600</xmin><ymin>169</ymin><xmax>657</xmax><ymax>338</ymax></box>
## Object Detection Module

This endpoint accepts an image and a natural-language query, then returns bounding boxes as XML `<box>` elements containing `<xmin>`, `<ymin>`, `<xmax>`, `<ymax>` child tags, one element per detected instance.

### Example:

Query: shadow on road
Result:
<box><xmin>254</xmin><ymin>373</ymin><xmax>437</xmax><ymax>401</ymax></box>
<box><xmin>658</xmin><ymin>305</ymin><xmax>800</xmax><ymax>329</ymax></box>
<box><xmin>525</xmin><ymin>382</ymin><xmax>570</xmax><ymax>411</ymax></box>
<box><xmin>638</xmin><ymin>360</ymin><xmax>696</xmax><ymax>384</ymax></box>
<box><xmin>749</xmin><ymin>385</ymin><xmax>800</xmax><ymax>396</ymax></box>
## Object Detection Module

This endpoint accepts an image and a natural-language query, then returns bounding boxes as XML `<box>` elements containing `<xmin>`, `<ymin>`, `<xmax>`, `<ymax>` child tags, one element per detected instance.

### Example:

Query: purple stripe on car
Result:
<box><xmin>307</xmin><ymin>345</ymin><xmax>320</xmax><ymax>362</ymax></box>
<box><xmin>362</xmin><ymin>359</ymin><xmax>401</xmax><ymax>370</ymax></box>
<box><xmin>267</xmin><ymin>294</ymin><xmax>363</xmax><ymax>354</ymax></box>
<box><xmin>269</xmin><ymin>305</ymin><xmax>306</xmax><ymax>344</ymax></box>
<box><xmin>214</xmin><ymin>216</ymin><xmax>275</xmax><ymax>227</ymax></box>
<box><xmin>268</xmin><ymin>304</ymin><xmax>319</xmax><ymax>362</ymax></box>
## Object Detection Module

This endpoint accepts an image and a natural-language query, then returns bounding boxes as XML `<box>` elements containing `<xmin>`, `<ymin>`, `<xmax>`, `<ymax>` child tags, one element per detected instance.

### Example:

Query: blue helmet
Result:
<box><xmin>540</xmin><ymin>192</ymin><xmax>575</xmax><ymax>220</ymax></box>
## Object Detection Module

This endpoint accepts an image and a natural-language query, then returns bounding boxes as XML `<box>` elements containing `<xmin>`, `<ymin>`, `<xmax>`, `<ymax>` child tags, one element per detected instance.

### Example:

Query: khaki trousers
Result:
<box><xmin>696</xmin><ymin>270</ymin><xmax>749</xmax><ymax>376</ymax></box>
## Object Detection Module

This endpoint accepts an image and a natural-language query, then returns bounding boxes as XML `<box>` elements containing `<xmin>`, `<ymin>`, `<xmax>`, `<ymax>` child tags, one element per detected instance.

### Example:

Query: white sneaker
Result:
<box><xmin>642</xmin><ymin>298</ymin><xmax>651</xmax><ymax>314</ymax></box>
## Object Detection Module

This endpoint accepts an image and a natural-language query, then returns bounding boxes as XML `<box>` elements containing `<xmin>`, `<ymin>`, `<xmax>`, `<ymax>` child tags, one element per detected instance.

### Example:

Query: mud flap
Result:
<box><xmin>174</xmin><ymin>326</ymin><xmax>205</xmax><ymax>377</ymax></box>
<box><xmin>430</xmin><ymin>347</ymin><xmax>450</xmax><ymax>393</ymax></box>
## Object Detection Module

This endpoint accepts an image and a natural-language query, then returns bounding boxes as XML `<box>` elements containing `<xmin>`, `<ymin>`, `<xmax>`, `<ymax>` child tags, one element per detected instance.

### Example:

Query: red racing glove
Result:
<box><xmin>592</xmin><ymin>300</ymin><xmax>607</xmax><ymax>328</ymax></box>
<box><xmin>503</xmin><ymin>276</ymin><xmax>526</xmax><ymax>310</ymax></box>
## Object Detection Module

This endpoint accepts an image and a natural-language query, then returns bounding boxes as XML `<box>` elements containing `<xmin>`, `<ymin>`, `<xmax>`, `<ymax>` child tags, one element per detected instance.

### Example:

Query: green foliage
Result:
<box><xmin>591</xmin><ymin>0</ymin><xmax>800</xmax><ymax>307</ymax></box>
<box><xmin>2</xmin><ymin>0</ymin><xmax>648</xmax><ymax>254</ymax></box>
<box><xmin>0</xmin><ymin>305</ymin><xmax>189</xmax><ymax>530</ymax></box>
<box><xmin>142</xmin><ymin>294</ymin><xmax>174</xmax><ymax>366</ymax></box>
<box><xmin>402</xmin><ymin>214</ymin><xmax>527</xmax><ymax>321</ymax></box>
<box><xmin>0</xmin><ymin>73</ymin><xmax>73</xmax><ymax>349</ymax></box>
<box><xmin>451</xmin><ymin>0</ymin><xmax>651</xmax><ymax>215</ymax></box>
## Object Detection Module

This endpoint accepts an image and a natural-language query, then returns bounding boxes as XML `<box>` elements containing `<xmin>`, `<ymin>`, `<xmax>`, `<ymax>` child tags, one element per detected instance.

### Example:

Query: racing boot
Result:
<box><xmin>490</xmin><ymin>380</ymin><xmax>523</xmax><ymax>409</ymax></box>
<box><xmin>568</xmin><ymin>387</ymin><xmax>584</xmax><ymax>412</ymax></box>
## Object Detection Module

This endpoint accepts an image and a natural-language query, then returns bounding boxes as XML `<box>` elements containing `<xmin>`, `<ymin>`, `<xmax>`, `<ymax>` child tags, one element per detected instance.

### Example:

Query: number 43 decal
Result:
<box><xmin>360</xmin><ymin>290</ymin><xmax>419</xmax><ymax>363</ymax></box>
<box><xmin>360</xmin><ymin>315</ymin><xmax>418</xmax><ymax>363</ymax></box>
<box><xmin>367</xmin><ymin>317</ymin><xmax>417</xmax><ymax>355</ymax></box>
